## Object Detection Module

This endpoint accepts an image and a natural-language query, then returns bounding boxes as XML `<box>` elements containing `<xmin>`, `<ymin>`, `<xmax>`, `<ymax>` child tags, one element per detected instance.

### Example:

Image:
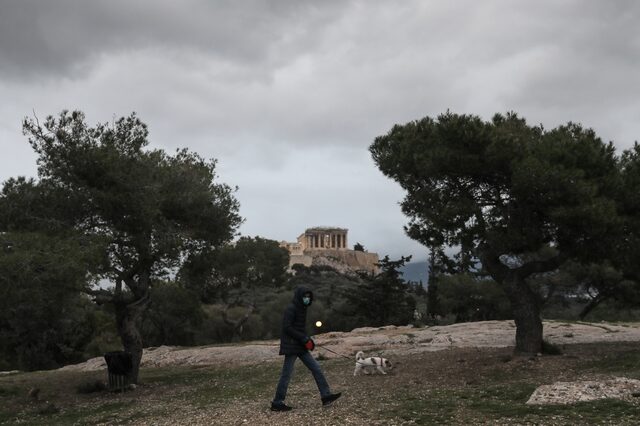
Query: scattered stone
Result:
<box><xmin>526</xmin><ymin>377</ymin><xmax>640</xmax><ymax>405</ymax></box>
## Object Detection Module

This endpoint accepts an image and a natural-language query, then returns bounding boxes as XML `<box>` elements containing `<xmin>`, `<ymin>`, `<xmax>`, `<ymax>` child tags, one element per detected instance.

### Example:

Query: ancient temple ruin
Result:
<box><xmin>280</xmin><ymin>227</ymin><xmax>379</xmax><ymax>275</ymax></box>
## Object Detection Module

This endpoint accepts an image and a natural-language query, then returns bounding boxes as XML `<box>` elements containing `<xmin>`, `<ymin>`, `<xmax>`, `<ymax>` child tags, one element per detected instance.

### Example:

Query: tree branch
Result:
<box><xmin>516</xmin><ymin>254</ymin><xmax>568</xmax><ymax>279</ymax></box>
<box><xmin>84</xmin><ymin>288</ymin><xmax>114</xmax><ymax>305</ymax></box>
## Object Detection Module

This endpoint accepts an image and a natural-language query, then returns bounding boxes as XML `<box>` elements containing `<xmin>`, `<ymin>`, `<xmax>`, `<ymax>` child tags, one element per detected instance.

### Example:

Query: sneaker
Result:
<box><xmin>321</xmin><ymin>392</ymin><xmax>342</xmax><ymax>407</ymax></box>
<box><xmin>270</xmin><ymin>402</ymin><xmax>293</xmax><ymax>412</ymax></box>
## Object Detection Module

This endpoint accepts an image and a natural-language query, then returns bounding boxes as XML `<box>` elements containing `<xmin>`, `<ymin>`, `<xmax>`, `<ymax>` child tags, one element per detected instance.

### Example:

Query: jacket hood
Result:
<box><xmin>293</xmin><ymin>286</ymin><xmax>313</xmax><ymax>308</ymax></box>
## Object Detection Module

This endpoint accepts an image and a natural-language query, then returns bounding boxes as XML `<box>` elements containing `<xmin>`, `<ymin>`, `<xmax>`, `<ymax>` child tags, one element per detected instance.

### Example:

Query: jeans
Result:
<box><xmin>272</xmin><ymin>352</ymin><xmax>331</xmax><ymax>404</ymax></box>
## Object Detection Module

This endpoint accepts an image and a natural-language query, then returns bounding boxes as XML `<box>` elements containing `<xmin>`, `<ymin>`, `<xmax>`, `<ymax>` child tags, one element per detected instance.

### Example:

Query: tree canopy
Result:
<box><xmin>1</xmin><ymin>110</ymin><xmax>242</xmax><ymax>380</ymax></box>
<box><xmin>370</xmin><ymin>111</ymin><xmax>623</xmax><ymax>353</ymax></box>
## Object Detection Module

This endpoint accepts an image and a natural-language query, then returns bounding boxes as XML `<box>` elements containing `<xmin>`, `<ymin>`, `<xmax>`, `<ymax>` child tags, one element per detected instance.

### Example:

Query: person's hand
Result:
<box><xmin>304</xmin><ymin>338</ymin><xmax>315</xmax><ymax>351</ymax></box>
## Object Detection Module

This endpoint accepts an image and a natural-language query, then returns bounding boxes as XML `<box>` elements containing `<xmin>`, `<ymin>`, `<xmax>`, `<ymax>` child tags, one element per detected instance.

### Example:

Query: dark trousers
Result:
<box><xmin>273</xmin><ymin>352</ymin><xmax>331</xmax><ymax>404</ymax></box>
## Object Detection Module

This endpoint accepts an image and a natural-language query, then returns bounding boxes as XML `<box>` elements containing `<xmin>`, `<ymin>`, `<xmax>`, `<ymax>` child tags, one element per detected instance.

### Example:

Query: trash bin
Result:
<box><xmin>104</xmin><ymin>351</ymin><xmax>133</xmax><ymax>391</ymax></box>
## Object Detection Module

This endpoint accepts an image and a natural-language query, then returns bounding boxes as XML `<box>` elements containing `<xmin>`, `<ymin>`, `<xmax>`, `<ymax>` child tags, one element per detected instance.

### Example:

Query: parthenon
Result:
<box><xmin>298</xmin><ymin>227</ymin><xmax>348</xmax><ymax>250</ymax></box>
<box><xmin>280</xmin><ymin>227</ymin><xmax>379</xmax><ymax>275</ymax></box>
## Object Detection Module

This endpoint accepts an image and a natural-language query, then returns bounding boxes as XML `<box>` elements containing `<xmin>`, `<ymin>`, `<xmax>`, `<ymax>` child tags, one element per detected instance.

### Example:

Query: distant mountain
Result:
<box><xmin>400</xmin><ymin>260</ymin><xmax>429</xmax><ymax>286</ymax></box>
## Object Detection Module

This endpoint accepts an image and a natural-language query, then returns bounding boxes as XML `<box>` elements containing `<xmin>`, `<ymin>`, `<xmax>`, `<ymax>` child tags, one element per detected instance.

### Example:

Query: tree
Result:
<box><xmin>437</xmin><ymin>273</ymin><xmax>511</xmax><ymax>322</ymax></box>
<box><xmin>4</xmin><ymin>110</ymin><xmax>242</xmax><ymax>382</ymax></box>
<box><xmin>141</xmin><ymin>280</ymin><xmax>205</xmax><ymax>346</ymax></box>
<box><xmin>426</xmin><ymin>249</ymin><xmax>443</xmax><ymax>318</ymax></box>
<box><xmin>564</xmin><ymin>143</ymin><xmax>640</xmax><ymax>320</ymax></box>
<box><xmin>180</xmin><ymin>236</ymin><xmax>289</xmax><ymax>341</ymax></box>
<box><xmin>0</xmin><ymin>232</ymin><xmax>98</xmax><ymax>370</ymax></box>
<box><xmin>615</xmin><ymin>143</ymin><xmax>640</xmax><ymax>301</ymax></box>
<box><xmin>344</xmin><ymin>255</ymin><xmax>415</xmax><ymax>326</ymax></box>
<box><xmin>370</xmin><ymin>112</ymin><xmax>620</xmax><ymax>354</ymax></box>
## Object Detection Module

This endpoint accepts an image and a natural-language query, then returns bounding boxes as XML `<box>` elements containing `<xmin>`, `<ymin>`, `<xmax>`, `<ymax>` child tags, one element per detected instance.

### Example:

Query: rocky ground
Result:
<box><xmin>61</xmin><ymin>320</ymin><xmax>640</xmax><ymax>372</ymax></box>
<box><xmin>3</xmin><ymin>320</ymin><xmax>640</xmax><ymax>425</ymax></box>
<box><xmin>57</xmin><ymin>320</ymin><xmax>640</xmax><ymax>407</ymax></box>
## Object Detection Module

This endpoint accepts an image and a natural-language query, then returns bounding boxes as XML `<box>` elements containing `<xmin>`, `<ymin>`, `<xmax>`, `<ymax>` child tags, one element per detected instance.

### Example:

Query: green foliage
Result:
<box><xmin>0</xmin><ymin>232</ymin><xmax>99</xmax><ymax>370</ymax></box>
<box><xmin>341</xmin><ymin>256</ymin><xmax>417</xmax><ymax>327</ymax></box>
<box><xmin>17</xmin><ymin>110</ymin><xmax>242</xmax><ymax>281</ymax></box>
<box><xmin>82</xmin><ymin>308</ymin><xmax>121</xmax><ymax>358</ymax></box>
<box><xmin>181</xmin><ymin>236</ymin><xmax>289</xmax><ymax>303</ymax></box>
<box><xmin>370</xmin><ymin>111</ymin><xmax>619</xmax><ymax>266</ymax></box>
<box><xmin>141</xmin><ymin>281</ymin><xmax>205</xmax><ymax>347</ymax></box>
<box><xmin>370</xmin><ymin>111</ymin><xmax>623</xmax><ymax>352</ymax></box>
<box><xmin>1</xmin><ymin>110</ymin><xmax>242</xmax><ymax>379</ymax></box>
<box><xmin>437</xmin><ymin>274</ymin><xmax>511</xmax><ymax>322</ymax></box>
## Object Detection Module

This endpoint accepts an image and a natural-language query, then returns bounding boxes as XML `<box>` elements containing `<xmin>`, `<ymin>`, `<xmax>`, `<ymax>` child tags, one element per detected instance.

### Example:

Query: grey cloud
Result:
<box><xmin>4</xmin><ymin>1</ymin><xmax>638</xmax><ymax>149</ymax></box>
<box><xmin>0</xmin><ymin>0</ymin><xmax>342</xmax><ymax>80</ymax></box>
<box><xmin>2</xmin><ymin>0</ymin><xmax>640</xmax><ymax>262</ymax></box>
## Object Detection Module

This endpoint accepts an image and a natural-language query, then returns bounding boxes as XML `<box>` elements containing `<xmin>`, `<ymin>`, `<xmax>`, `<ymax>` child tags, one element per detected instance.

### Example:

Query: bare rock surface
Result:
<box><xmin>59</xmin><ymin>320</ymin><xmax>640</xmax><ymax>372</ymax></box>
<box><xmin>526</xmin><ymin>377</ymin><xmax>640</xmax><ymax>405</ymax></box>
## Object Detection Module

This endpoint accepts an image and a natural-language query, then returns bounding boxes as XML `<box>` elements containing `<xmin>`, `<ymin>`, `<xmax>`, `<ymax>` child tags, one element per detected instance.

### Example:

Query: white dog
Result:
<box><xmin>354</xmin><ymin>351</ymin><xmax>392</xmax><ymax>376</ymax></box>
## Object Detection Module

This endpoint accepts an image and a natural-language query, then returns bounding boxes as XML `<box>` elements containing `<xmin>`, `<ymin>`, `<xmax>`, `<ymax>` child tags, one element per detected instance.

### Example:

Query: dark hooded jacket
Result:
<box><xmin>279</xmin><ymin>287</ymin><xmax>313</xmax><ymax>355</ymax></box>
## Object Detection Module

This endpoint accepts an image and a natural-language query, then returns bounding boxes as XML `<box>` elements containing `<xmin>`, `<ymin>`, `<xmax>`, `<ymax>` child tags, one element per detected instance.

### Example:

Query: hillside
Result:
<box><xmin>2</xmin><ymin>320</ymin><xmax>640</xmax><ymax>425</ymax></box>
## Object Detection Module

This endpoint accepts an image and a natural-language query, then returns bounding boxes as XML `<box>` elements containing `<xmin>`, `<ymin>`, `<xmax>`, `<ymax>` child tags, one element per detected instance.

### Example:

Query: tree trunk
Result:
<box><xmin>222</xmin><ymin>304</ymin><xmax>255</xmax><ymax>342</ymax></box>
<box><xmin>504</xmin><ymin>273</ymin><xmax>543</xmax><ymax>355</ymax></box>
<box><xmin>578</xmin><ymin>295</ymin><xmax>606</xmax><ymax>321</ymax></box>
<box><xmin>115</xmin><ymin>297</ymin><xmax>149</xmax><ymax>384</ymax></box>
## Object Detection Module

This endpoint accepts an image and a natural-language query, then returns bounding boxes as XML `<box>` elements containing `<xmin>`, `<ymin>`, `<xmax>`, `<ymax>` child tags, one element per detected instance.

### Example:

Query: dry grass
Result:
<box><xmin>2</xmin><ymin>342</ymin><xmax>640</xmax><ymax>425</ymax></box>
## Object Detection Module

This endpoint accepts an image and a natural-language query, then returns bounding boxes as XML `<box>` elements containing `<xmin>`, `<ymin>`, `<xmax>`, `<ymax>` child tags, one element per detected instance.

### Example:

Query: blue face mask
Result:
<box><xmin>302</xmin><ymin>296</ymin><xmax>311</xmax><ymax>306</ymax></box>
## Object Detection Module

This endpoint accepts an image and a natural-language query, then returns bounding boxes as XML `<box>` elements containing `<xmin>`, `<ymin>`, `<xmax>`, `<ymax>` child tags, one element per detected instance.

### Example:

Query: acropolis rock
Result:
<box><xmin>280</xmin><ymin>226</ymin><xmax>379</xmax><ymax>275</ymax></box>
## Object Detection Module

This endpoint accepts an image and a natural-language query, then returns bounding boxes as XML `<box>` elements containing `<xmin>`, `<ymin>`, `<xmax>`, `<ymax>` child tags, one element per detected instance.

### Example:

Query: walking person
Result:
<box><xmin>271</xmin><ymin>286</ymin><xmax>341</xmax><ymax>411</ymax></box>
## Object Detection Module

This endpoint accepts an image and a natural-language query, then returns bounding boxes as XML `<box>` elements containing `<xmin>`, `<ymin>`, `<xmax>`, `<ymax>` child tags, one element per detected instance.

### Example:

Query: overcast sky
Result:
<box><xmin>1</xmin><ymin>1</ymin><xmax>639</xmax><ymax>262</ymax></box>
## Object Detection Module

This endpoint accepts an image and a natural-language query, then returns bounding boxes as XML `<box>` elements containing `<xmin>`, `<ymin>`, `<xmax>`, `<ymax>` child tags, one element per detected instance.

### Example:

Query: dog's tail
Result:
<box><xmin>355</xmin><ymin>351</ymin><xmax>365</xmax><ymax>361</ymax></box>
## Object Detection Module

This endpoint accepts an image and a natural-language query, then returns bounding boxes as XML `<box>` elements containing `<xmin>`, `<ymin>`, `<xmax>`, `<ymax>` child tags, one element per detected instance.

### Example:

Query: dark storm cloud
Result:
<box><xmin>0</xmin><ymin>0</ymin><xmax>341</xmax><ymax>80</ymax></box>
<box><xmin>500</xmin><ymin>1</ymin><xmax>640</xmax><ymax>141</ymax></box>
